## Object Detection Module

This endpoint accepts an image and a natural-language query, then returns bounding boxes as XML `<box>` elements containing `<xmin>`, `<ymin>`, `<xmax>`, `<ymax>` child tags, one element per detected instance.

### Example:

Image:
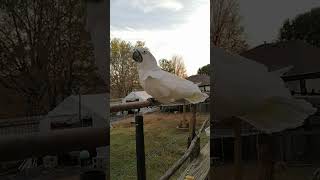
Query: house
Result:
<box><xmin>187</xmin><ymin>74</ymin><xmax>210</xmax><ymax>94</ymax></box>
<box><xmin>38</xmin><ymin>93</ymin><xmax>108</xmax><ymax>166</ymax></box>
<box><xmin>187</xmin><ymin>74</ymin><xmax>210</xmax><ymax>113</ymax></box>
<box><xmin>39</xmin><ymin>93</ymin><xmax>107</xmax><ymax>134</ymax></box>
<box><xmin>241</xmin><ymin>40</ymin><xmax>320</xmax><ymax>95</ymax></box>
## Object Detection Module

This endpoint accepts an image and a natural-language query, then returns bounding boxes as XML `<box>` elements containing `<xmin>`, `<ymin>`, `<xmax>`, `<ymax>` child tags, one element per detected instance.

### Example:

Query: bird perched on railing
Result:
<box><xmin>212</xmin><ymin>47</ymin><xmax>317</xmax><ymax>133</ymax></box>
<box><xmin>132</xmin><ymin>48</ymin><xmax>209</xmax><ymax>104</ymax></box>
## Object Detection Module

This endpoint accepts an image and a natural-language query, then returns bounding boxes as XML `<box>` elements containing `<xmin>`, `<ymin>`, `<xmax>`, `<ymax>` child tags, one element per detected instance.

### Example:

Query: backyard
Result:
<box><xmin>110</xmin><ymin>112</ymin><xmax>209</xmax><ymax>180</ymax></box>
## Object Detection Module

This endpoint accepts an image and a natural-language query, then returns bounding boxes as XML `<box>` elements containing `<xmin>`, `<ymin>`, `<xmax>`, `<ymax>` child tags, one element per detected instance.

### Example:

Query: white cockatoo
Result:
<box><xmin>213</xmin><ymin>47</ymin><xmax>317</xmax><ymax>133</ymax></box>
<box><xmin>132</xmin><ymin>48</ymin><xmax>209</xmax><ymax>104</ymax></box>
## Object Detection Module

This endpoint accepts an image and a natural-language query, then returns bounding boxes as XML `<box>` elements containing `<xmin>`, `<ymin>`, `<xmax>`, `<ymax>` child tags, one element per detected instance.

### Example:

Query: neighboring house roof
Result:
<box><xmin>241</xmin><ymin>40</ymin><xmax>320</xmax><ymax>76</ymax></box>
<box><xmin>187</xmin><ymin>74</ymin><xmax>210</xmax><ymax>86</ymax></box>
<box><xmin>122</xmin><ymin>91</ymin><xmax>152</xmax><ymax>103</ymax></box>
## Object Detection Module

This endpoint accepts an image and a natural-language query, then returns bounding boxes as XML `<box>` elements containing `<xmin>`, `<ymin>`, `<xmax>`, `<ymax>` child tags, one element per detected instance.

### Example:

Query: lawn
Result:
<box><xmin>110</xmin><ymin>112</ymin><xmax>209</xmax><ymax>180</ymax></box>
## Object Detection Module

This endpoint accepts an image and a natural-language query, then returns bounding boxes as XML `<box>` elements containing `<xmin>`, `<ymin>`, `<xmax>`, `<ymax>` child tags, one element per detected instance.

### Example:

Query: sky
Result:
<box><xmin>110</xmin><ymin>0</ymin><xmax>210</xmax><ymax>76</ymax></box>
<box><xmin>239</xmin><ymin>0</ymin><xmax>320</xmax><ymax>47</ymax></box>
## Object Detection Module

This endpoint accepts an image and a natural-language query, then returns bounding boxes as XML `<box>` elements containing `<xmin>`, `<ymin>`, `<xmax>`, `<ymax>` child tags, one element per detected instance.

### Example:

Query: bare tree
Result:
<box><xmin>159</xmin><ymin>58</ymin><xmax>175</xmax><ymax>73</ymax></box>
<box><xmin>159</xmin><ymin>55</ymin><xmax>187</xmax><ymax>78</ymax></box>
<box><xmin>171</xmin><ymin>55</ymin><xmax>187</xmax><ymax>78</ymax></box>
<box><xmin>211</xmin><ymin>0</ymin><xmax>248</xmax><ymax>53</ymax></box>
<box><xmin>0</xmin><ymin>0</ymin><xmax>101</xmax><ymax>114</ymax></box>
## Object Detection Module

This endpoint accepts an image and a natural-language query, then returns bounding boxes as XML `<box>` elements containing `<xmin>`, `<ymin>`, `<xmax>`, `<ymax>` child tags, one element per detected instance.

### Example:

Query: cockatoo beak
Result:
<box><xmin>132</xmin><ymin>50</ymin><xmax>143</xmax><ymax>63</ymax></box>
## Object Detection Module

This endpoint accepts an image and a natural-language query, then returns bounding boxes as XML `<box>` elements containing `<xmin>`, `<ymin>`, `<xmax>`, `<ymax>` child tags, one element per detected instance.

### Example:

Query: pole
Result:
<box><xmin>79</xmin><ymin>92</ymin><xmax>82</xmax><ymax>126</ymax></box>
<box><xmin>188</xmin><ymin>105</ymin><xmax>197</xmax><ymax>145</ymax></box>
<box><xmin>233</xmin><ymin>118</ymin><xmax>242</xmax><ymax>180</ymax></box>
<box><xmin>188</xmin><ymin>104</ymin><xmax>200</xmax><ymax>160</ymax></box>
<box><xmin>135</xmin><ymin>115</ymin><xmax>146</xmax><ymax>180</ymax></box>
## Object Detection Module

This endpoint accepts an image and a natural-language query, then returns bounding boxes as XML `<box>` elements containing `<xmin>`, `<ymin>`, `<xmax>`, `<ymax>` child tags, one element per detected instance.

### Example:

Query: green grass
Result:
<box><xmin>110</xmin><ymin>112</ymin><xmax>209</xmax><ymax>180</ymax></box>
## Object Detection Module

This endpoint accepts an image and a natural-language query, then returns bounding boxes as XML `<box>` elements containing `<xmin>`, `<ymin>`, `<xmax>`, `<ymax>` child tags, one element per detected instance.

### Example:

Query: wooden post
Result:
<box><xmin>233</xmin><ymin>119</ymin><xmax>242</xmax><ymax>180</ymax></box>
<box><xmin>178</xmin><ymin>105</ymin><xmax>187</xmax><ymax>128</ymax></box>
<box><xmin>135</xmin><ymin>115</ymin><xmax>146</xmax><ymax>180</ymax></box>
<box><xmin>190</xmin><ymin>105</ymin><xmax>197</xmax><ymax>139</ymax></box>
<box><xmin>188</xmin><ymin>104</ymin><xmax>200</xmax><ymax>160</ymax></box>
<box><xmin>79</xmin><ymin>93</ymin><xmax>82</xmax><ymax>125</ymax></box>
<box><xmin>183</xmin><ymin>105</ymin><xmax>188</xmax><ymax>128</ymax></box>
<box><xmin>300</xmin><ymin>79</ymin><xmax>307</xmax><ymax>95</ymax></box>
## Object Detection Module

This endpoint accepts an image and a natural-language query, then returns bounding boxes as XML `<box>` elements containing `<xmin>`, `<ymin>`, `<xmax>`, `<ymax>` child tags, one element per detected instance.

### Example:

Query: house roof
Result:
<box><xmin>241</xmin><ymin>40</ymin><xmax>320</xmax><ymax>76</ymax></box>
<box><xmin>187</xmin><ymin>74</ymin><xmax>210</xmax><ymax>86</ymax></box>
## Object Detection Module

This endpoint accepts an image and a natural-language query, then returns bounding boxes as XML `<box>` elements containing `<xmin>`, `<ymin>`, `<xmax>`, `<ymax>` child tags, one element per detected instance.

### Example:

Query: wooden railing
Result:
<box><xmin>160</xmin><ymin>117</ymin><xmax>209</xmax><ymax>180</ymax></box>
<box><xmin>0</xmin><ymin>127</ymin><xmax>109</xmax><ymax>162</ymax></box>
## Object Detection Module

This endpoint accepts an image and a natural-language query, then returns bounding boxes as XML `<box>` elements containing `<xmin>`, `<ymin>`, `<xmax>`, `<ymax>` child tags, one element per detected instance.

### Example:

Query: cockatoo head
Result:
<box><xmin>132</xmin><ymin>48</ymin><xmax>159</xmax><ymax>70</ymax></box>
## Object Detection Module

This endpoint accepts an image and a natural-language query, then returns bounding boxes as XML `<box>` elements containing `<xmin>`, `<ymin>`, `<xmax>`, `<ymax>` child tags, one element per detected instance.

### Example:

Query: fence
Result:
<box><xmin>160</xmin><ymin>102</ymin><xmax>210</xmax><ymax>113</ymax></box>
<box><xmin>0</xmin><ymin>116</ymin><xmax>44</xmax><ymax>136</ymax></box>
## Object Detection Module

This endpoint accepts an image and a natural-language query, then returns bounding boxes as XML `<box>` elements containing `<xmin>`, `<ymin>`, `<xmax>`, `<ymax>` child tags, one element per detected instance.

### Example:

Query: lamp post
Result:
<box><xmin>72</xmin><ymin>84</ymin><xmax>82</xmax><ymax>126</ymax></box>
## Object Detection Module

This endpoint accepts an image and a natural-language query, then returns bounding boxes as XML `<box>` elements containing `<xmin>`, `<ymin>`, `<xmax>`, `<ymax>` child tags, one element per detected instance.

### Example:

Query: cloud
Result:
<box><xmin>110</xmin><ymin>0</ymin><xmax>197</xmax><ymax>30</ymax></box>
<box><xmin>111</xmin><ymin>0</ymin><xmax>210</xmax><ymax>76</ymax></box>
<box><xmin>130</xmin><ymin>0</ymin><xmax>184</xmax><ymax>13</ymax></box>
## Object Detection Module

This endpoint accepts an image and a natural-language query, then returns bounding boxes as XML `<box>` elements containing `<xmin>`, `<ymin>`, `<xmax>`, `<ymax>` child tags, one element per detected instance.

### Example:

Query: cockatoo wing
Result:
<box><xmin>143</xmin><ymin>70</ymin><xmax>208</xmax><ymax>104</ymax></box>
<box><xmin>239</xmin><ymin>96</ymin><xmax>317</xmax><ymax>133</ymax></box>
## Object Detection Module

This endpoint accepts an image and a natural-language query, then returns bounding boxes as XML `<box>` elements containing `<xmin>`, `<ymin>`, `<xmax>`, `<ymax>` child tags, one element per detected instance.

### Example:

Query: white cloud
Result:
<box><xmin>130</xmin><ymin>0</ymin><xmax>184</xmax><ymax>13</ymax></box>
<box><xmin>111</xmin><ymin>0</ymin><xmax>209</xmax><ymax>76</ymax></box>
